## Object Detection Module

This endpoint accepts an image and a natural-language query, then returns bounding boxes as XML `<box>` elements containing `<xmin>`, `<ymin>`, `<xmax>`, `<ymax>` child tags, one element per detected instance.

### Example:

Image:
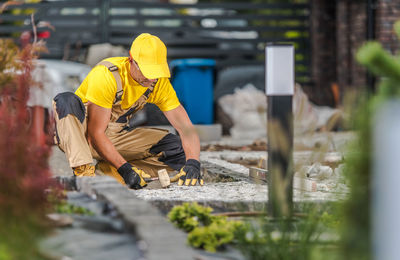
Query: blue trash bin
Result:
<box><xmin>170</xmin><ymin>58</ymin><xmax>216</xmax><ymax>124</ymax></box>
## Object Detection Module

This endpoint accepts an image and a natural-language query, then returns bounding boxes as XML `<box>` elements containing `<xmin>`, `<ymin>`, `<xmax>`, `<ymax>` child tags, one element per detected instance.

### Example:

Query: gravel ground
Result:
<box><xmin>133</xmin><ymin>181</ymin><xmax>268</xmax><ymax>202</ymax></box>
<box><xmin>133</xmin><ymin>181</ymin><xmax>346</xmax><ymax>204</ymax></box>
<box><xmin>49</xmin><ymin>131</ymin><xmax>353</xmax><ymax>204</ymax></box>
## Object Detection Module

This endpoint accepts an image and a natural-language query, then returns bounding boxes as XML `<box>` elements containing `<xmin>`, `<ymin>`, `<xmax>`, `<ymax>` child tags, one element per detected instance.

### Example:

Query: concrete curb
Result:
<box><xmin>75</xmin><ymin>176</ymin><xmax>203</xmax><ymax>260</ymax></box>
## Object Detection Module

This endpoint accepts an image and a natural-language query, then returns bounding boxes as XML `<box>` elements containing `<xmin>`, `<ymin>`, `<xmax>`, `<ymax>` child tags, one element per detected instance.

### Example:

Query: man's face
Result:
<box><xmin>129</xmin><ymin>58</ymin><xmax>158</xmax><ymax>88</ymax></box>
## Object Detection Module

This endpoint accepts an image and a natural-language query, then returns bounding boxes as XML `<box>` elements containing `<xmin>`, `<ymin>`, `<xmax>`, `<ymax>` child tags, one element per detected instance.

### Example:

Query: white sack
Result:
<box><xmin>218</xmin><ymin>83</ymin><xmax>342</xmax><ymax>139</ymax></box>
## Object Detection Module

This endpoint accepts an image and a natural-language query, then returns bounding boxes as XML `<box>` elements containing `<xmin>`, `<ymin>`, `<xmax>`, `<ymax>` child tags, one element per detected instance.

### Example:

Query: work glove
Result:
<box><xmin>171</xmin><ymin>159</ymin><xmax>204</xmax><ymax>186</ymax></box>
<box><xmin>117</xmin><ymin>162</ymin><xmax>147</xmax><ymax>189</ymax></box>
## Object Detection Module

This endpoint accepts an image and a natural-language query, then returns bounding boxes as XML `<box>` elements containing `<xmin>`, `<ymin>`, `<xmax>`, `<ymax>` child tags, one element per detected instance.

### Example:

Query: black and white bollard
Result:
<box><xmin>266</xmin><ymin>43</ymin><xmax>295</xmax><ymax>218</ymax></box>
<box><xmin>373</xmin><ymin>101</ymin><xmax>400</xmax><ymax>260</ymax></box>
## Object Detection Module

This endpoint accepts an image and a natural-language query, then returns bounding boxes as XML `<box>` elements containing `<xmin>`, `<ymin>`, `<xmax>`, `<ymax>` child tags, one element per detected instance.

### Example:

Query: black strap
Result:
<box><xmin>115</xmin><ymin>90</ymin><xmax>124</xmax><ymax>103</ymax></box>
<box><xmin>96</xmin><ymin>60</ymin><xmax>154</xmax><ymax>106</ymax></box>
<box><xmin>143</xmin><ymin>88</ymin><xmax>152</xmax><ymax>98</ymax></box>
<box><xmin>116</xmin><ymin>106</ymin><xmax>137</xmax><ymax>123</ymax></box>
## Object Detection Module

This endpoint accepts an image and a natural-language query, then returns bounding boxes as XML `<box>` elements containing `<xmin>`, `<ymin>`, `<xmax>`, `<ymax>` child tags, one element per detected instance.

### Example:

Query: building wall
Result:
<box><xmin>376</xmin><ymin>0</ymin><xmax>400</xmax><ymax>54</ymax></box>
<box><xmin>348</xmin><ymin>1</ymin><xmax>367</xmax><ymax>90</ymax></box>
<box><xmin>310</xmin><ymin>0</ymin><xmax>400</xmax><ymax>105</ymax></box>
<box><xmin>310</xmin><ymin>0</ymin><xmax>337</xmax><ymax>106</ymax></box>
<box><xmin>336</xmin><ymin>0</ymin><xmax>352</xmax><ymax>95</ymax></box>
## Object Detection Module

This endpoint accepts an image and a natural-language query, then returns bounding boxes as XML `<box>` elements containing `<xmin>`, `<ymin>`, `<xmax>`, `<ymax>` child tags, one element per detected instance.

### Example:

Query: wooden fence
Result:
<box><xmin>0</xmin><ymin>0</ymin><xmax>311</xmax><ymax>82</ymax></box>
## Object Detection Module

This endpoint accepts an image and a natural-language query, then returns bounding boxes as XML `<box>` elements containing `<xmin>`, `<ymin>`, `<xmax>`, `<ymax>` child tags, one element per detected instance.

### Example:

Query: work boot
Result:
<box><xmin>73</xmin><ymin>164</ymin><xmax>96</xmax><ymax>177</ymax></box>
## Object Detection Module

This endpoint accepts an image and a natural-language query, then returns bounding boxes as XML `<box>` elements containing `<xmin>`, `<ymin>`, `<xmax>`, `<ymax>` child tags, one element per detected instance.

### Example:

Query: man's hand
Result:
<box><xmin>171</xmin><ymin>159</ymin><xmax>204</xmax><ymax>186</ymax></box>
<box><xmin>117</xmin><ymin>162</ymin><xmax>147</xmax><ymax>189</ymax></box>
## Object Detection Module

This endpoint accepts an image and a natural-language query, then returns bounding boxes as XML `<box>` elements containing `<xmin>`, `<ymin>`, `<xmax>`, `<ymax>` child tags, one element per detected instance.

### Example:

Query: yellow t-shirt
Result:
<box><xmin>75</xmin><ymin>57</ymin><xmax>180</xmax><ymax>112</ymax></box>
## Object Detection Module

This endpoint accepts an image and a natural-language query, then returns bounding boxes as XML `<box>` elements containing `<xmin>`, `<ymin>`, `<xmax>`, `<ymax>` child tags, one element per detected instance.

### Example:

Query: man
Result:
<box><xmin>53</xmin><ymin>33</ymin><xmax>203</xmax><ymax>189</ymax></box>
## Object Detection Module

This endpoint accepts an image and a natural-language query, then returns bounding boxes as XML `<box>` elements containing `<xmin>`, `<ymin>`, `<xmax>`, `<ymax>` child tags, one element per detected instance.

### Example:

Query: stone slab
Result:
<box><xmin>41</xmin><ymin>192</ymin><xmax>143</xmax><ymax>260</ymax></box>
<box><xmin>75</xmin><ymin>177</ymin><xmax>204</xmax><ymax>260</ymax></box>
<box><xmin>194</xmin><ymin>124</ymin><xmax>223</xmax><ymax>143</ymax></box>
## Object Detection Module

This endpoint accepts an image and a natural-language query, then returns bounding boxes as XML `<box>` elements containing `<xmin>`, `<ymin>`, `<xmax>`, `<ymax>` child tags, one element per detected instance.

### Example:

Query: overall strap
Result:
<box><xmin>143</xmin><ymin>84</ymin><xmax>155</xmax><ymax>99</ymax></box>
<box><xmin>114</xmin><ymin>82</ymin><xmax>157</xmax><ymax>124</ymax></box>
<box><xmin>96</xmin><ymin>60</ymin><xmax>123</xmax><ymax>104</ymax></box>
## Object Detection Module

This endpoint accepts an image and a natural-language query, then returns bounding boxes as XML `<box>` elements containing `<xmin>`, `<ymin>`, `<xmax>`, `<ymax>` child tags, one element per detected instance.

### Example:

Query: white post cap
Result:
<box><xmin>265</xmin><ymin>44</ymin><xmax>295</xmax><ymax>96</ymax></box>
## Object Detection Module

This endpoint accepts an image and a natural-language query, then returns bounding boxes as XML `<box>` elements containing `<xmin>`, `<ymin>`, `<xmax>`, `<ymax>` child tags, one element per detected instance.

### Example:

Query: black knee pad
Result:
<box><xmin>150</xmin><ymin>133</ymin><xmax>186</xmax><ymax>170</ymax></box>
<box><xmin>54</xmin><ymin>92</ymin><xmax>86</xmax><ymax>123</ymax></box>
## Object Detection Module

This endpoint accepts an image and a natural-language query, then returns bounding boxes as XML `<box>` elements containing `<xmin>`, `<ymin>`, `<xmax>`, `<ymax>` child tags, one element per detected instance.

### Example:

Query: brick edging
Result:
<box><xmin>75</xmin><ymin>176</ymin><xmax>201</xmax><ymax>260</ymax></box>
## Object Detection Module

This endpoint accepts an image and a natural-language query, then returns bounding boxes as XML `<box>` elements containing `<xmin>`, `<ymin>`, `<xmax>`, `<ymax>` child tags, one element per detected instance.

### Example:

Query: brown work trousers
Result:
<box><xmin>52</xmin><ymin>94</ymin><xmax>182</xmax><ymax>177</ymax></box>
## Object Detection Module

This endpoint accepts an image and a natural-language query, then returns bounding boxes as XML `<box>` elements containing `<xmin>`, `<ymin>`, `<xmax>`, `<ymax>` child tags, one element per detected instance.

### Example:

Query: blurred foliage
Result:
<box><xmin>235</xmin><ymin>204</ymin><xmax>341</xmax><ymax>260</ymax></box>
<box><xmin>338</xmin><ymin>95</ymin><xmax>371</xmax><ymax>260</ymax></box>
<box><xmin>320</xmin><ymin>211</ymin><xmax>340</xmax><ymax>230</ymax></box>
<box><xmin>0</xmin><ymin>40</ymin><xmax>21</xmax><ymax>89</ymax></box>
<box><xmin>47</xmin><ymin>189</ymin><xmax>93</xmax><ymax>216</ymax></box>
<box><xmin>55</xmin><ymin>201</ymin><xmax>94</xmax><ymax>216</ymax></box>
<box><xmin>0</xmin><ymin>36</ymin><xmax>53</xmax><ymax>260</ymax></box>
<box><xmin>337</xmin><ymin>20</ymin><xmax>400</xmax><ymax>260</ymax></box>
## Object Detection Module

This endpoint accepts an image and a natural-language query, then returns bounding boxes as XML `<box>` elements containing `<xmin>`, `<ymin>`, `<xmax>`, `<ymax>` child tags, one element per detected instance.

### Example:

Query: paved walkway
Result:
<box><xmin>41</xmin><ymin>192</ymin><xmax>144</xmax><ymax>260</ymax></box>
<box><xmin>47</xmin><ymin>131</ymin><xmax>353</xmax><ymax>259</ymax></box>
<box><xmin>48</xmin><ymin>147</ymin><xmax>241</xmax><ymax>260</ymax></box>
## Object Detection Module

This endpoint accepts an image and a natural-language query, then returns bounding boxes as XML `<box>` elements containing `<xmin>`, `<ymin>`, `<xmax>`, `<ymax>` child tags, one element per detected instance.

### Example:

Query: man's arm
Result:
<box><xmin>87</xmin><ymin>102</ymin><xmax>147</xmax><ymax>189</ymax></box>
<box><xmin>163</xmin><ymin>104</ymin><xmax>200</xmax><ymax>161</ymax></box>
<box><xmin>86</xmin><ymin>102</ymin><xmax>126</xmax><ymax>168</ymax></box>
<box><xmin>164</xmin><ymin>105</ymin><xmax>203</xmax><ymax>186</ymax></box>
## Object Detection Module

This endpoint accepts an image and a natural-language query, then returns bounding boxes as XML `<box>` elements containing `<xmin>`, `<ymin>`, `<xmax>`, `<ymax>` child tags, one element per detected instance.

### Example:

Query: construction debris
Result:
<box><xmin>249</xmin><ymin>167</ymin><xmax>317</xmax><ymax>192</ymax></box>
<box><xmin>301</xmin><ymin>163</ymin><xmax>334</xmax><ymax>180</ymax></box>
<box><xmin>217</xmin><ymin>83</ymin><xmax>343</xmax><ymax>139</ymax></box>
<box><xmin>201</xmin><ymin>139</ymin><xmax>267</xmax><ymax>152</ymax></box>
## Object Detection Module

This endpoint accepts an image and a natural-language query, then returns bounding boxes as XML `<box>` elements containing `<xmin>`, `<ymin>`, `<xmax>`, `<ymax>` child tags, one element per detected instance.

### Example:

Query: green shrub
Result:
<box><xmin>320</xmin><ymin>211</ymin><xmax>340</xmax><ymax>230</ymax></box>
<box><xmin>55</xmin><ymin>200</ymin><xmax>94</xmax><ymax>216</ymax></box>
<box><xmin>168</xmin><ymin>202</ymin><xmax>215</xmax><ymax>232</ymax></box>
<box><xmin>168</xmin><ymin>203</ymin><xmax>244</xmax><ymax>252</ymax></box>
<box><xmin>188</xmin><ymin>218</ymin><xmax>244</xmax><ymax>252</ymax></box>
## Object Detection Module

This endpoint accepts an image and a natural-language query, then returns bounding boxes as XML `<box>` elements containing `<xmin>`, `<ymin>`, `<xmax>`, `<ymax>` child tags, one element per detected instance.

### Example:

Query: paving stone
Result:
<box><xmin>73</xmin><ymin>177</ymin><xmax>202</xmax><ymax>260</ymax></box>
<box><xmin>42</xmin><ymin>228</ymin><xmax>142</xmax><ymax>260</ymax></box>
<box><xmin>72</xmin><ymin>215</ymin><xmax>125</xmax><ymax>233</ymax></box>
<box><xmin>67</xmin><ymin>191</ymin><xmax>107</xmax><ymax>215</ymax></box>
<box><xmin>76</xmin><ymin>176</ymin><xmax>120</xmax><ymax>195</ymax></box>
<box><xmin>41</xmin><ymin>192</ymin><xmax>143</xmax><ymax>260</ymax></box>
<box><xmin>48</xmin><ymin>132</ymin><xmax>352</xmax><ymax>259</ymax></box>
<box><xmin>194</xmin><ymin>124</ymin><xmax>222</xmax><ymax>142</ymax></box>
<box><xmin>54</xmin><ymin>176</ymin><xmax>76</xmax><ymax>190</ymax></box>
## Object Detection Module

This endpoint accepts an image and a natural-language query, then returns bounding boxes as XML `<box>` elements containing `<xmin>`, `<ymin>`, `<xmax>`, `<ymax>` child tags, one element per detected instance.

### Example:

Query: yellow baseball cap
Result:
<box><xmin>129</xmin><ymin>33</ymin><xmax>171</xmax><ymax>79</ymax></box>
